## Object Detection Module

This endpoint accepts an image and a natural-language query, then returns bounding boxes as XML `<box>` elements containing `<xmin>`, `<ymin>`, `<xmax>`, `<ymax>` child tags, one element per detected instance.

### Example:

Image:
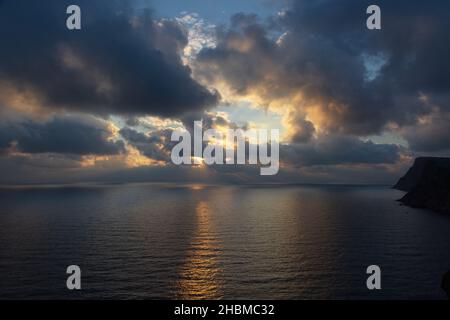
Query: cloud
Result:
<box><xmin>119</xmin><ymin>110</ymin><xmax>244</xmax><ymax>163</ymax></box>
<box><xmin>0</xmin><ymin>115</ymin><xmax>124</xmax><ymax>156</ymax></box>
<box><xmin>0</xmin><ymin>0</ymin><xmax>447</xmax><ymax>185</ymax></box>
<box><xmin>0</xmin><ymin>154</ymin><xmax>407</xmax><ymax>186</ymax></box>
<box><xmin>284</xmin><ymin>111</ymin><xmax>316</xmax><ymax>143</ymax></box>
<box><xmin>194</xmin><ymin>0</ymin><xmax>450</xmax><ymax>143</ymax></box>
<box><xmin>401</xmin><ymin>110</ymin><xmax>450</xmax><ymax>153</ymax></box>
<box><xmin>120</xmin><ymin>127</ymin><xmax>174</xmax><ymax>162</ymax></box>
<box><xmin>176</xmin><ymin>12</ymin><xmax>217</xmax><ymax>61</ymax></box>
<box><xmin>281</xmin><ymin>135</ymin><xmax>402</xmax><ymax>167</ymax></box>
<box><xmin>0</xmin><ymin>0</ymin><xmax>219</xmax><ymax>117</ymax></box>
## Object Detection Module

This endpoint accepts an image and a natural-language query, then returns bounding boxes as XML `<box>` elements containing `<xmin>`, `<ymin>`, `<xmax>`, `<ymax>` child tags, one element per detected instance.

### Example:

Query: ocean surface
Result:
<box><xmin>0</xmin><ymin>183</ymin><xmax>449</xmax><ymax>299</ymax></box>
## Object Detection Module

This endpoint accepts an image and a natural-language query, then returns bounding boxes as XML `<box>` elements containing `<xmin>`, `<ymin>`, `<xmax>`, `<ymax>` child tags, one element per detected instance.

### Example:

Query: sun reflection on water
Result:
<box><xmin>176</xmin><ymin>201</ymin><xmax>223</xmax><ymax>299</ymax></box>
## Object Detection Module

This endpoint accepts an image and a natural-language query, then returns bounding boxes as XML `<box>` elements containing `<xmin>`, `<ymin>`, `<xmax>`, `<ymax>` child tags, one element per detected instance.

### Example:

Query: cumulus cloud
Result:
<box><xmin>0</xmin><ymin>0</ymin><xmax>219</xmax><ymax>118</ymax></box>
<box><xmin>194</xmin><ymin>0</ymin><xmax>450</xmax><ymax>143</ymax></box>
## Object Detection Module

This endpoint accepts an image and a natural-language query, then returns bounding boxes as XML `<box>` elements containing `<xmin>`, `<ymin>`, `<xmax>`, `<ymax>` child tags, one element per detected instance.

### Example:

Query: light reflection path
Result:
<box><xmin>176</xmin><ymin>201</ymin><xmax>223</xmax><ymax>299</ymax></box>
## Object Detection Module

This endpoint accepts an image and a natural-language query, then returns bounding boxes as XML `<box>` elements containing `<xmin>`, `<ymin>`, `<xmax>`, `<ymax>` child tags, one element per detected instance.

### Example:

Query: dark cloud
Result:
<box><xmin>281</xmin><ymin>135</ymin><xmax>402</xmax><ymax>167</ymax></box>
<box><xmin>120</xmin><ymin>127</ymin><xmax>174</xmax><ymax>162</ymax></box>
<box><xmin>285</xmin><ymin>111</ymin><xmax>316</xmax><ymax>143</ymax></box>
<box><xmin>401</xmin><ymin>111</ymin><xmax>450</xmax><ymax>153</ymax></box>
<box><xmin>0</xmin><ymin>0</ymin><xmax>219</xmax><ymax>117</ymax></box>
<box><xmin>0</xmin><ymin>115</ymin><xmax>124</xmax><ymax>155</ymax></box>
<box><xmin>195</xmin><ymin>0</ymin><xmax>450</xmax><ymax>141</ymax></box>
<box><xmin>290</xmin><ymin>119</ymin><xmax>315</xmax><ymax>143</ymax></box>
<box><xmin>124</xmin><ymin>117</ymin><xmax>141</xmax><ymax>127</ymax></box>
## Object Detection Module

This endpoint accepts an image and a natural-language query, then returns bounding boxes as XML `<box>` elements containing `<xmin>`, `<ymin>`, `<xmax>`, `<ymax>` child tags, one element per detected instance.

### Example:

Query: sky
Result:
<box><xmin>0</xmin><ymin>0</ymin><xmax>449</xmax><ymax>185</ymax></box>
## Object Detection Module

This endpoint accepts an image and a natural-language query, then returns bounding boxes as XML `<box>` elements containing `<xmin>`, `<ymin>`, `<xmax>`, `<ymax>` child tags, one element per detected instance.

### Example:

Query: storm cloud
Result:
<box><xmin>0</xmin><ymin>0</ymin><xmax>219</xmax><ymax>117</ymax></box>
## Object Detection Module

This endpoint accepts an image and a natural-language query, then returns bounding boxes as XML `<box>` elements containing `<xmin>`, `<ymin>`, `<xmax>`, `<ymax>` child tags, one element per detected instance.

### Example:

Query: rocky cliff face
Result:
<box><xmin>394</xmin><ymin>157</ymin><xmax>450</xmax><ymax>214</ymax></box>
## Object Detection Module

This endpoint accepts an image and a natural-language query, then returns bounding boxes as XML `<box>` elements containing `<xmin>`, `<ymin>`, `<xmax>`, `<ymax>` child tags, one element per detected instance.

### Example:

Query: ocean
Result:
<box><xmin>0</xmin><ymin>184</ymin><xmax>449</xmax><ymax>299</ymax></box>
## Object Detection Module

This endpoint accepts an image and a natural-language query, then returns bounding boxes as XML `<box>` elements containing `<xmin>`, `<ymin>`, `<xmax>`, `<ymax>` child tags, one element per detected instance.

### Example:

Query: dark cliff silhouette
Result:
<box><xmin>442</xmin><ymin>271</ymin><xmax>450</xmax><ymax>299</ymax></box>
<box><xmin>394</xmin><ymin>157</ymin><xmax>450</xmax><ymax>214</ymax></box>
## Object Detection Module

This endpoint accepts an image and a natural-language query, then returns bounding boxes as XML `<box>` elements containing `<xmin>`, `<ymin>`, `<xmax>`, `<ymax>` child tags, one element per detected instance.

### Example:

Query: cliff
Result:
<box><xmin>443</xmin><ymin>270</ymin><xmax>450</xmax><ymax>299</ymax></box>
<box><xmin>394</xmin><ymin>157</ymin><xmax>450</xmax><ymax>214</ymax></box>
